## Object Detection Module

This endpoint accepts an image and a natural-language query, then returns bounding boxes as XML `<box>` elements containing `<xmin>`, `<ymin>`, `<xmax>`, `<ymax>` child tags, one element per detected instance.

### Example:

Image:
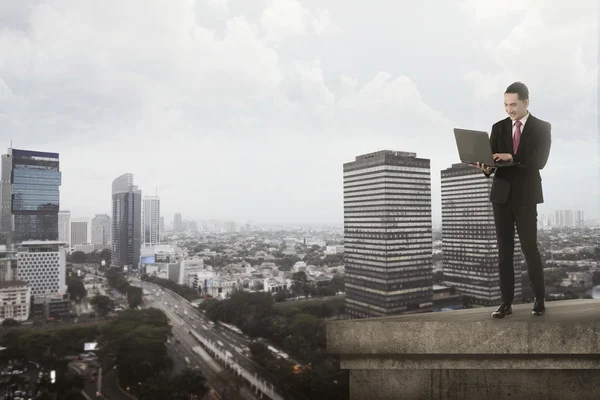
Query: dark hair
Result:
<box><xmin>505</xmin><ymin>82</ymin><xmax>529</xmax><ymax>101</ymax></box>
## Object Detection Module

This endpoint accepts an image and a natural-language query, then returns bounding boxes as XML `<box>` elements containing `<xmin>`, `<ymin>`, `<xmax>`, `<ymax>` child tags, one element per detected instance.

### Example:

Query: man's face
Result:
<box><xmin>504</xmin><ymin>93</ymin><xmax>529</xmax><ymax>120</ymax></box>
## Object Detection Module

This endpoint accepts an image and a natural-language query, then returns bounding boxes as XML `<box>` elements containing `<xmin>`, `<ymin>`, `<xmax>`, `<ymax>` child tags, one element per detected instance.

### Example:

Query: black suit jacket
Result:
<box><xmin>485</xmin><ymin>113</ymin><xmax>551</xmax><ymax>204</ymax></box>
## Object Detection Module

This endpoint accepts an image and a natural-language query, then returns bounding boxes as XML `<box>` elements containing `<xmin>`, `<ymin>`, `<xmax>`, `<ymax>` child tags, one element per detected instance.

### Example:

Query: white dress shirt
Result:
<box><xmin>512</xmin><ymin>112</ymin><xmax>529</xmax><ymax>138</ymax></box>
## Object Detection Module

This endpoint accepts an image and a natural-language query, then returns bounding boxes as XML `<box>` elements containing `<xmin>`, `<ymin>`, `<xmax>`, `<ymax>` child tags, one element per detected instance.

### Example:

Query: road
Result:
<box><xmin>141</xmin><ymin>293</ymin><xmax>259</xmax><ymax>400</ymax></box>
<box><xmin>134</xmin><ymin>278</ymin><xmax>292</xmax><ymax>390</ymax></box>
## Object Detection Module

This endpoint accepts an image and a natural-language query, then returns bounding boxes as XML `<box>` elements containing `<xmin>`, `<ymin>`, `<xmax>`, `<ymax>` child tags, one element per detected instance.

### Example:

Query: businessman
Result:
<box><xmin>475</xmin><ymin>81</ymin><xmax>551</xmax><ymax>318</ymax></box>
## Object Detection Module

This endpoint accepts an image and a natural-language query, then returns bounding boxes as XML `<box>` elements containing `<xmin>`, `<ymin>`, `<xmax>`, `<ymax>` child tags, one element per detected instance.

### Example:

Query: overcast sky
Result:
<box><xmin>0</xmin><ymin>0</ymin><xmax>597</xmax><ymax>225</ymax></box>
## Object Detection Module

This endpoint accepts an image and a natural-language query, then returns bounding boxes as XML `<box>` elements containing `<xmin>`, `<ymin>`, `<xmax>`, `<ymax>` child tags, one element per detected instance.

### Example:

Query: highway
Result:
<box><xmin>134</xmin><ymin>278</ymin><xmax>294</xmax><ymax>390</ymax></box>
<box><xmin>138</xmin><ymin>286</ymin><xmax>259</xmax><ymax>400</ymax></box>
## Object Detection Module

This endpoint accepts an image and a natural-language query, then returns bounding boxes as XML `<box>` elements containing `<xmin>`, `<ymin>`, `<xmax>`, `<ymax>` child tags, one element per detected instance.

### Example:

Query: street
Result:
<box><xmin>143</xmin><ymin>292</ymin><xmax>259</xmax><ymax>400</ymax></box>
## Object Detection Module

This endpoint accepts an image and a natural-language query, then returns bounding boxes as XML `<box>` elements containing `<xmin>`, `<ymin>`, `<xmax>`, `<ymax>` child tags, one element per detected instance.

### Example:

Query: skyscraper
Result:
<box><xmin>91</xmin><ymin>214</ymin><xmax>111</xmax><ymax>248</ymax></box>
<box><xmin>159</xmin><ymin>216</ymin><xmax>165</xmax><ymax>238</ymax></box>
<box><xmin>143</xmin><ymin>196</ymin><xmax>160</xmax><ymax>246</ymax></box>
<box><xmin>343</xmin><ymin>150</ymin><xmax>433</xmax><ymax>319</ymax></box>
<box><xmin>174</xmin><ymin>213</ymin><xmax>182</xmax><ymax>232</ymax></box>
<box><xmin>576</xmin><ymin>210</ymin><xmax>585</xmax><ymax>229</ymax></box>
<box><xmin>441</xmin><ymin>163</ymin><xmax>523</xmax><ymax>307</ymax></box>
<box><xmin>70</xmin><ymin>218</ymin><xmax>89</xmax><ymax>246</ymax></box>
<box><xmin>0</xmin><ymin>148</ymin><xmax>61</xmax><ymax>243</ymax></box>
<box><xmin>58</xmin><ymin>210</ymin><xmax>71</xmax><ymax>247</ymax></box>
<box><xmin>112</xmin><ymin>173</ymin><xmax>142</xmax><ymax>270</ymax></box>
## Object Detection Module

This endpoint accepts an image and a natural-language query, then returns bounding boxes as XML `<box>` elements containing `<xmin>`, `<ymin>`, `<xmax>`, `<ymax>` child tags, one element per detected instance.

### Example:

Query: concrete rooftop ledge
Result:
<box><xmin>327</xmin><ymin>299</ymin><xmax>600</xmax><ymax>400</ymax></box>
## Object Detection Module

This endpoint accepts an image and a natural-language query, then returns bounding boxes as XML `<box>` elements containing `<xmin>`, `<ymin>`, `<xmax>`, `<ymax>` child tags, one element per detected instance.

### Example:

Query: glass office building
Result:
<box><xmin>111</xmin><ymin>173</ymin><xmax>142</xmax><ymax>270</ymax></box>
<box><xmin>0</xmin><ymin>149</ymin><xmax>61</xmax><ymax>243</ymax></box>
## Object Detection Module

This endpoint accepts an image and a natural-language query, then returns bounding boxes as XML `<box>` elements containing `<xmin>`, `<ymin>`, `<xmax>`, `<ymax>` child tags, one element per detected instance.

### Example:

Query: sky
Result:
<box><xmin>0</xmin><ymin>0</ymin><xmax>598</xmax><ymax>226</ymax></box>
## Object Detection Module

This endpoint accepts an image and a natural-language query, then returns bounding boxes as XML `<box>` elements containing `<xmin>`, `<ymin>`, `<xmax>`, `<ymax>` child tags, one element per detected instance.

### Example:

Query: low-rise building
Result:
<box><xmin>32</xmin><ymin>293</ymin><xmax>70</xmax><ymax>320</ymax></box>
<box><xmin>0</xmin><ymin>280</ymin><xmax>31</xmax><ymax>322</ymax></box>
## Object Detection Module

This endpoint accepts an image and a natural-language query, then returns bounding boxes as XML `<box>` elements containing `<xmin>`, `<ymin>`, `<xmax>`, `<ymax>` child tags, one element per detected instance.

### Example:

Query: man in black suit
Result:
<box><xmin>475</xmin><ymin>82</ymin><xmax>552</xmax><ymax>318</ymax></box>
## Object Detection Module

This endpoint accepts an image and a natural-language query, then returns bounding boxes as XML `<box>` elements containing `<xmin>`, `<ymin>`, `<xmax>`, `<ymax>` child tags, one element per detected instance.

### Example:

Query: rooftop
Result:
<box><xmin>327</xmin><ymin>299</ymin><xmax>600</xmax><ymax>399</ymax></box>
<box><xmin>19</xmin><ymin>240</ymin><xmax>67</xmax><ymax>246</ymax></box>
<box><xmin>0</xmin><ymin>280</ymin><xmax>28</xmax><ymax>289</ymax></box>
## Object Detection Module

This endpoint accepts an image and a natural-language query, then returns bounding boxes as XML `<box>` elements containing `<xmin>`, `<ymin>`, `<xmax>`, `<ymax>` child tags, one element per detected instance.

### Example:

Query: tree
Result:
<box><xmin>1</xmin><ymin>318</ymin><xmax>19</xmax><ymax>327</ymax></box>
<box><xmin>273</xmin><ymin>290</ymin><xmax>289</xmax><ymax>302</ymax></box>
<box><xmin>127</xmin><ymin>286</ymin><xmax>143</xmax><ymax>308</ymax></box>
<box><xmin>67</xmin><ymin>275</ymin><xmax>88</xmax><ymax>300</ymax></box>
<box><xmin>90</xmin><ymin>295</ymin><xmax>114</xmax><ymax>317</ymax></box>
<box><xmin>69</xmin><ymin>251</ymin><xmax>86</xmax><ymax>263</ymax></box>
<box><xmin>291</xmin><ymin>271</ymin><xmax>309</xmax><ymax>297</ymax></box>
<box><xmin>171</xmin><ymin>367</ymin><xmax>209</xmax><ymax>399</ymax></box>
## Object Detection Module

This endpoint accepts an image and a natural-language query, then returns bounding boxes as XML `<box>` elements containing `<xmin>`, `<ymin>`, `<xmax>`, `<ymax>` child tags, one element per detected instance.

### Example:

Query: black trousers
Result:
<box><xmin>492</xmin><ymin>198</ymin><xmax>545</xmax><ymax>304</ymax></box>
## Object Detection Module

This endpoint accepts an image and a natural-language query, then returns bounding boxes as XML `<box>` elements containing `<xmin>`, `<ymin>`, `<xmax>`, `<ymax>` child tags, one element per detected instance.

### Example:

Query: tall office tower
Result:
<box><xmin>576</xmin><ymin>210</ymin><xmax>585</xmax><ymax>229</ymax></box>
<box><xmin>565</xmin><ymin>210</ymin><xmax>575</xmax><ymax>228</ymax></box>
<box><xmin>159</xmin><ymin>217</ymin><xmax>165</xmax><ymax>238</ymax></box>
<box><xmin>91</xmin><ymin>214</ymin><xmax>111</xmax><ymax>247</ymax></box>
<box><xmin>58</xmin><ymin>210</ymin><xmax>71</xmax><ymax>247</ymax></box>
<box><xmin>70</xmin><ymin>218</ymin><xmax>89</xmax><ymax>246</ymax></box>
<box><xmin>343</xmin><ymin>150</ymin><xmax>433</xmax><ymax>319</ymax></box>
<box><xmin>441</xmin><ymin>163</ymin><xmax>523</xmax><ymax>307</ymax></box>
<box><xmin>174</xmin><ymin>213</ymin><xmax>182</xmax><ymax>232</ymax></box>
<box><xmin>143</xmin><ymin>196</ymin><xmax>160</xmax><ymax>246</ymax></box>
<box><xmin>0</xmin><ymin>149</ymin><xmax>61</xmax><ymax>243</ymax></box>
<box><xmin>112</xmin><ymin>173</ymin><xmax>142</xmax><ymax>270</ymax></box>
<box><xmin>16</xmin><ymin>240</ymin><xmax>67</xmax><ymax>297</ymax></box>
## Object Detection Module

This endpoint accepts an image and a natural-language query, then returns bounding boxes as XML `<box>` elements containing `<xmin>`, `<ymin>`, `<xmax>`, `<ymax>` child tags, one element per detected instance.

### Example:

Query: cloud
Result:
<box><xmin>463</xmin><ymin>1</ymin><xmax>598</xmax><ymax>103</ymax></box>
<box><xmin>259</xmin><ymin>0</ymin><xmax>342</xmax><ymax>44</ymax></box>
<box><xmin>0</xmin><ymin>0</ymin><xmax>596</xmax><ymax>223</ymax></box>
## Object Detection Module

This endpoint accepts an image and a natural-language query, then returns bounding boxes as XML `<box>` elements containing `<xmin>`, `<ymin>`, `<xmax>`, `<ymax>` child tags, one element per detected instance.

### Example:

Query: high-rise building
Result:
<box><xmin>159</xmin><ymin>216</ymin><xmax>165</xmax><ymax>238</ymax></box>
<box><xmin>343</xmin><ymin>150</ymin><xmax>433</xmax><ymax>319</ymax></box>
<box><xmin>174</xmin><ymin>213</ymin><xmax>182</xmax><ymax>232</ymax></box>
<box><xmin>441</xmin><ymin>163</ymin><xmax>523</xmax><ymax>307</ymax></box>
<box><xmin>91</xmin><ymin>214</ymin><xmax>111</xmax><ymax>247</ymax></box>
<box><xmin>58</xmin><ymin>210</ymin><xmax>71</xmax><ymax>247</ymax></box>
<box><xmin>0</xmin><ymin>148</ymin><xmax>61</xmax><ymax>243</ymax></box>
<box><xmin>112</xmin><ymin>173</ymin><xmax>142</xmax><ymax>270</ymax></box>
<box><xmin>576</xmin><ymin>210</ymin><xmax>585</xmax><ymax>229</ymax></box>
<box><xmin>16</xmin><ymin>240</ymin><xmax>67</xmax><ymax>297</ymax></box>
<box><xmin>70</xmin><ymin>218</ymin><xmax>89</xmax><ymax>247</ymax></box>
<box><xmin>143</xmin><ymin>196</ymin><xmax>160</xmax><ymax>246</ymax></box>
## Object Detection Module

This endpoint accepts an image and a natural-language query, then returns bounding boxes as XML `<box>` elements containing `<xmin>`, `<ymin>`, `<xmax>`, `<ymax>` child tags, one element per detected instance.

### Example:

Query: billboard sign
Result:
<box><xmin>84</xmin><ymin>342</ymin><xmax>98</xmax><ymax>351</ymax></box>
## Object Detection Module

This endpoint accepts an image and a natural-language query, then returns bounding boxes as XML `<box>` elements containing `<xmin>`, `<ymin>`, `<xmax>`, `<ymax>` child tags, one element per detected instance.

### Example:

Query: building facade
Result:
<box><xmin>58</xmin><ymin>210</ymin><xmax>71</xmax><ymax>247</ymax></box>
<box><xmin>0</xmin><ymin>148</ymin><xmax>61</xmax><ymax>243</ymax></box>
<box><xmin>70</xmin><ymin>218</ymin><xmax>89</xmax><ymax>247</ymax></box>
<box><xmin>111</xmin><ymin>173</ymin><xmax>142</xmax><ymax>270</ymax></box>
<box><xmin>0</xmin><ymin>246</ymin><xmax>17</xmax><ymax>282</ymax></box>
<box><xmin>441</xmin><ymin>163</ymin><xmax>523</xmax><ymax>307</ymax></box>
<box><xmin>16</xmin><ymin>240</ymin><xmax>67</xmax><ymax>297</ymax></box>
<box><xmin>143</xmin><ymin>196</ymin><xmax>160</xmax><ymax>246</ymax></box>
<box><xmin>91</xmin><ymin>214</ymin><xmax>111</xmax><ymax>248</ymax></box>
<box><xmin>343</xmin><ymin>150</ymin><xmax>434</xmax><ymax>319</ymax></box>
<box><xmin>0</xmin><ymin>281</ymin><xmax>31</xmax><ymax>323</ymax></box>
<box><xmin>173</xmin><ymin>213</ymin><xmax>182</xmax><ymax>233</ymax></box>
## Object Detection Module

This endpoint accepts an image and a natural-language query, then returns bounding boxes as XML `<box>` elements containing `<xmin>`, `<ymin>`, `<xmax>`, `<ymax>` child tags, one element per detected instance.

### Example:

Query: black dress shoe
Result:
<box><xmin>532</xmin><ymin>298</ymin><xmax>545</xmax><ymax>316</ymax></box>
<box><xmin>492</xmin><ymin>303</ymin><xmax>512</xmax><ymax>319</ymax></box>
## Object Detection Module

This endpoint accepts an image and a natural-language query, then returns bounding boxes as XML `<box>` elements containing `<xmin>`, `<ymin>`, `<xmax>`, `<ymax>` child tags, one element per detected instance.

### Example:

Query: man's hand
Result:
<box><xmin>493</xmin><ymin>153</ymin><xmax>513</xmax><ymax>162</ymax></box>
<box><xmin>474</xmin><ymin>162</ymin><xmax>493</xmax><ymax>174</ymax></box>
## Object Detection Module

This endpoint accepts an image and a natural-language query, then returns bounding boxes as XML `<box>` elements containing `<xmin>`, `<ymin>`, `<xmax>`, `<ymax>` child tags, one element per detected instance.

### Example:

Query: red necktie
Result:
<box><xmin>513</xmin><ymin>120</ymin><xmax>522</xmax><ymax>153</ymax></box>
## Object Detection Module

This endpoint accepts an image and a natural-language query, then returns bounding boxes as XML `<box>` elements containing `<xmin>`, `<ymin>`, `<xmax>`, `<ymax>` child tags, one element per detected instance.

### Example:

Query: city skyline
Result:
<box><xmin>0</xmin><ymin>1</ymin><xmax>597</xmax><ymax>225</ymax></box>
